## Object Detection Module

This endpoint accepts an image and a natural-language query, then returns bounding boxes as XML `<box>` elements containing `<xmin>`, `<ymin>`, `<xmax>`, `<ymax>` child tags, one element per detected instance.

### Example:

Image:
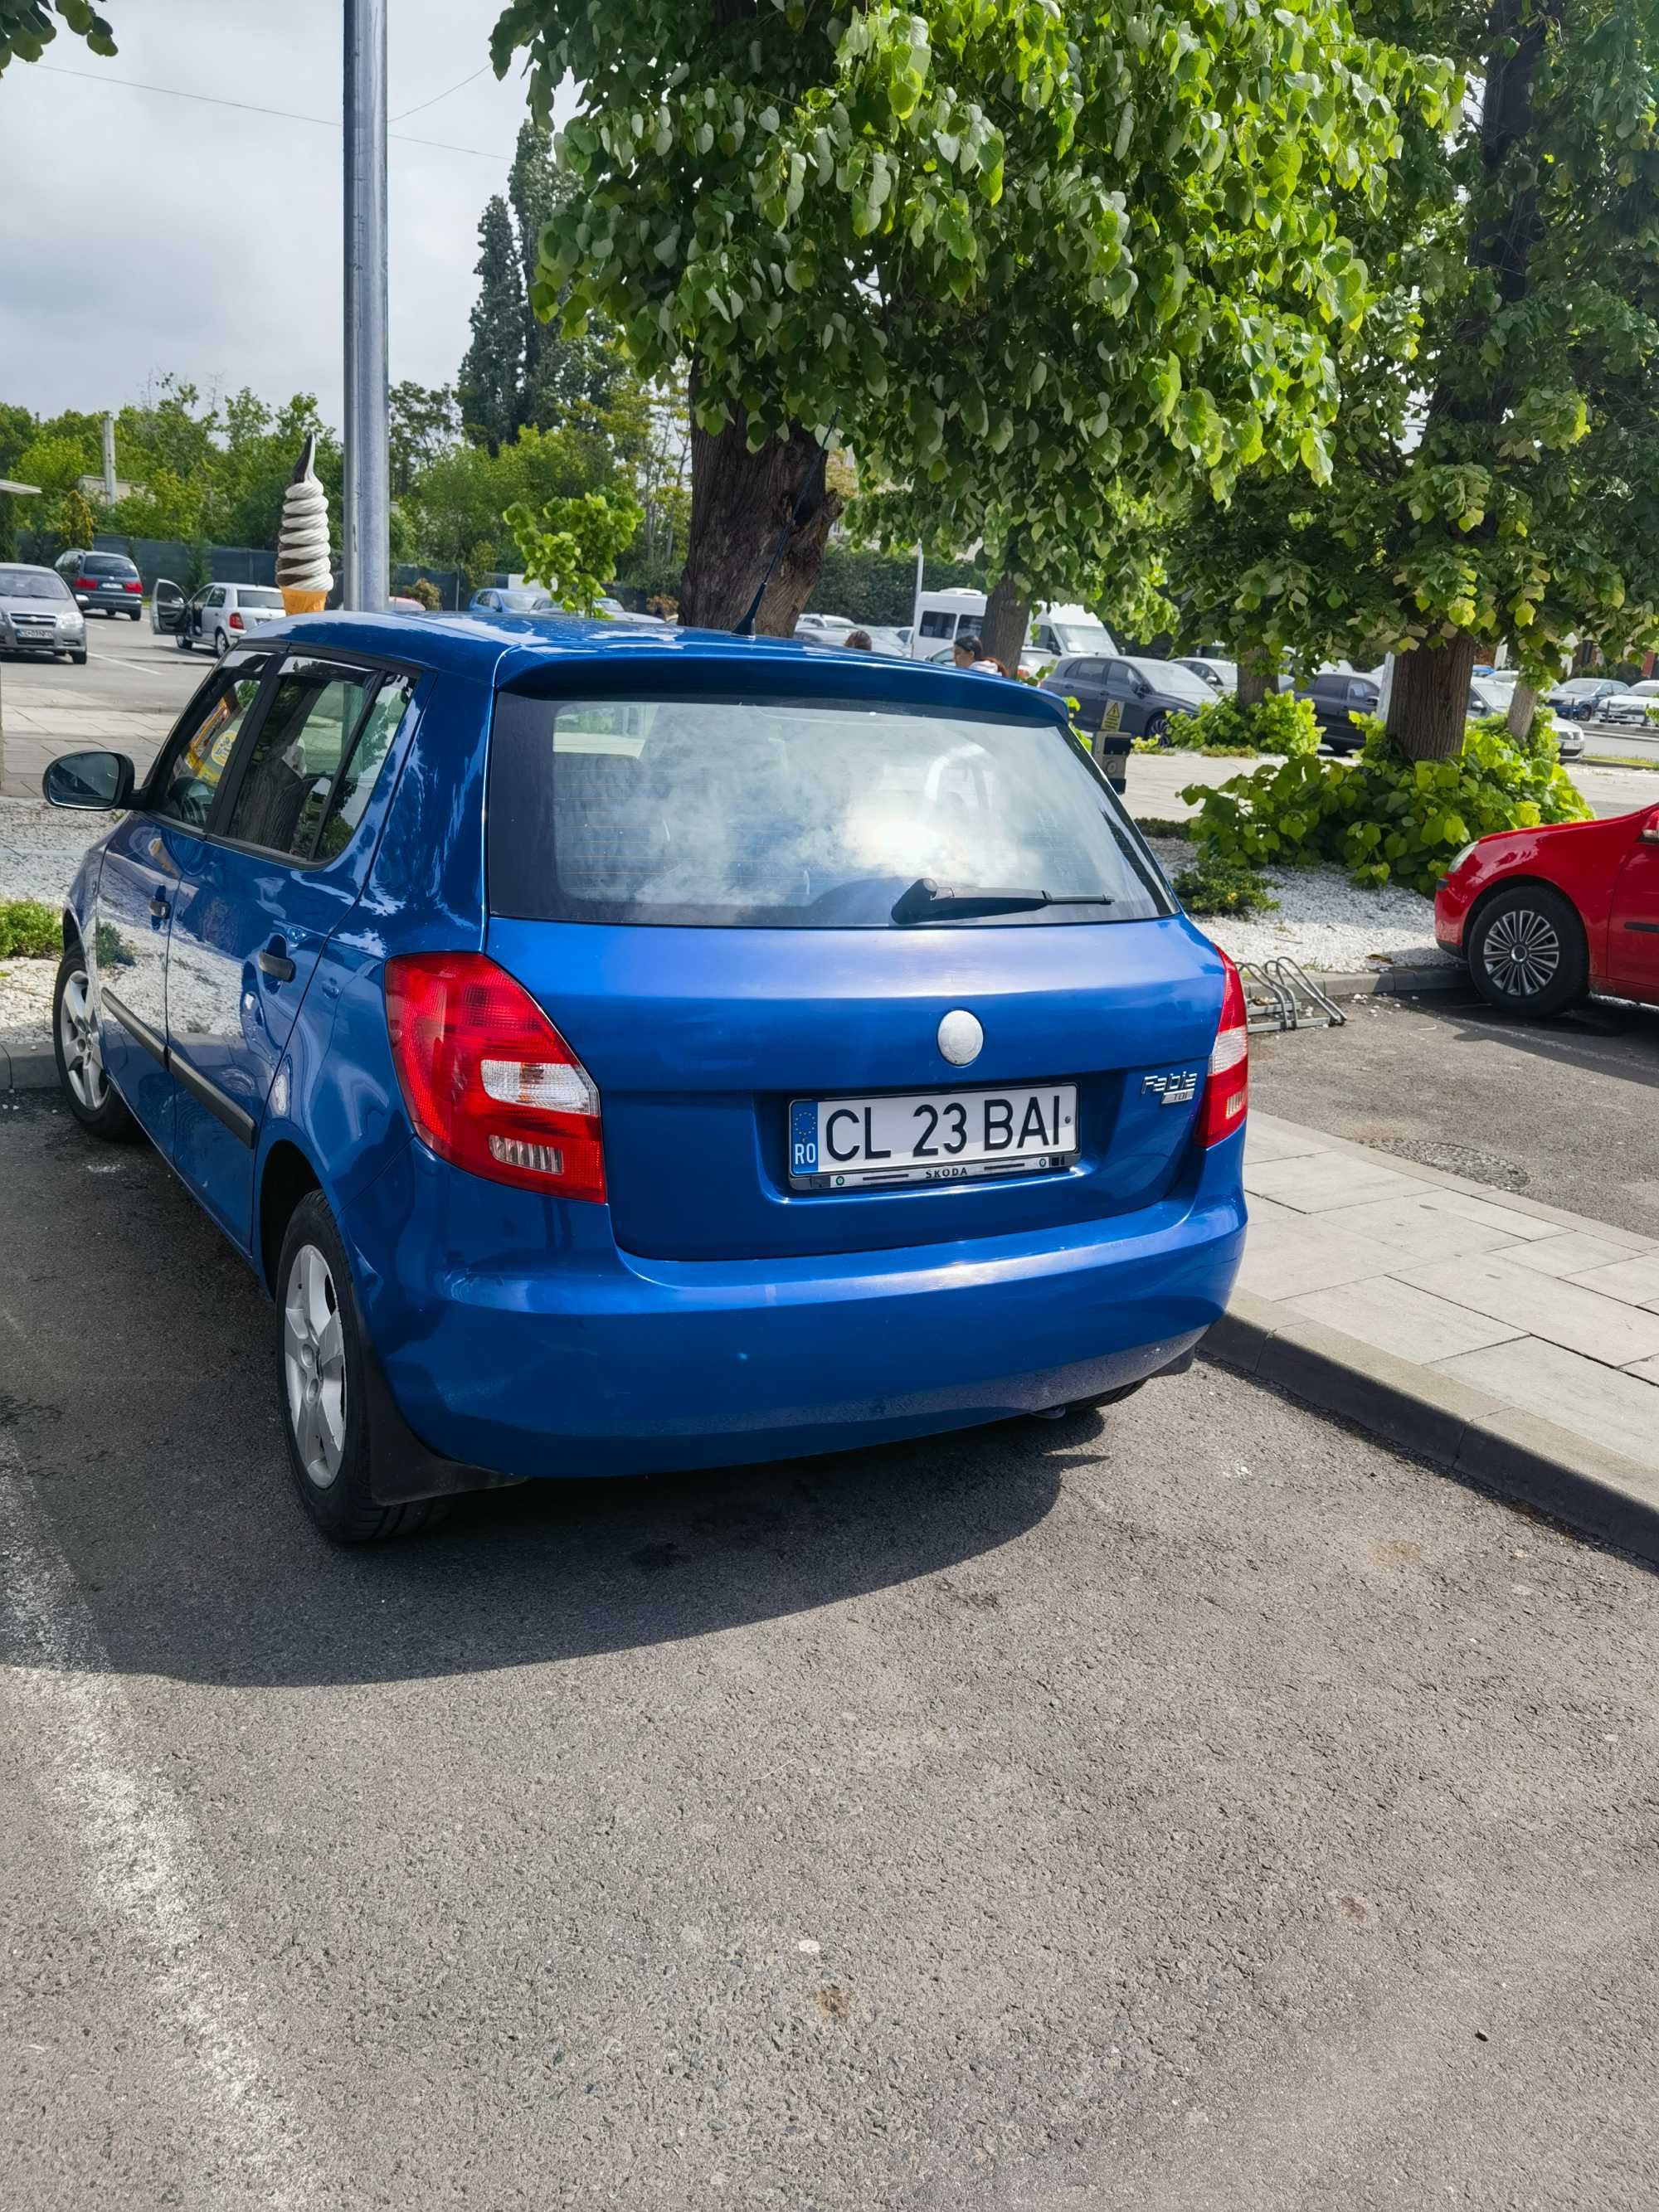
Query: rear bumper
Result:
<box><xmin>341</xmin><ymin>1132</ymin><xmax>1248</xmax><ymax>1481</ymax></box>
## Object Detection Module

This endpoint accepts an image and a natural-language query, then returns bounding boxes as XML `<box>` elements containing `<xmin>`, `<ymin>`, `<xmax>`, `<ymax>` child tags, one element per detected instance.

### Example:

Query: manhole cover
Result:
<box><xmin>1365</xmin><ymin>1137</ymin><xmax>1529</xmax><ymax>1192</ymax></box>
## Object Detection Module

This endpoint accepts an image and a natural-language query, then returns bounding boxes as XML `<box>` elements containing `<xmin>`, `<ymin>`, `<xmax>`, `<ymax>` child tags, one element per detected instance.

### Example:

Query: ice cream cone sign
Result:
<box><xmin>276</xmin><ymin>433</ymin><xmax>333</xmax><ymax>615</ymax></box>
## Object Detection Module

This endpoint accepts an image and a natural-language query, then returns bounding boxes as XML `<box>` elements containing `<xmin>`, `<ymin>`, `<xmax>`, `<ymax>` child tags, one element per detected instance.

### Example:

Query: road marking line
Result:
<box><xmin>0</xmin><ymin>1434</ymin><xmax>325</xmax><ymax>2209</ymax></box>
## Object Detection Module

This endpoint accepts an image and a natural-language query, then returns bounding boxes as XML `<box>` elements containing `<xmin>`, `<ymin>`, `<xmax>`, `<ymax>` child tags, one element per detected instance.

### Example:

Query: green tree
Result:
<box><xmin>508</xmin><ymin>119</ymin><xmax>628</xmax><ymax>430</ymax></box>
<box><xmin>505</xmin><ymin>488</ymin><xmax>642</xmax><ymax>612</ymax></box>
<box><xmin>458</xmin><ymin>196</ymin><xmax>526</xmax><ymax>455</ymax></box>
<box><xmin>388</xmin><ymin>382</ymin><xmax>460</xmax><ymax>498</ymax></box>
<box><xmin>1170</xmin><ymin>0</ymin><xmax>1659</xmax><ymax>759</ymax></box>
<box><xmin>0</xmin><ymin>0</ymin><xmax>113</xmax><ymax>75</ymax></box>
<box><xmin>491</xmin><ymin>0</ymin><xmax>1449</xmax><ymax>635</ymax></box>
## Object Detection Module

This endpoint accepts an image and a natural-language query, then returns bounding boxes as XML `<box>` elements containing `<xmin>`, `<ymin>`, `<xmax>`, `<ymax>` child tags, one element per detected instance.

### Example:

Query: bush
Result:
<box><xmin>407</xmin><ymin>576</ymin><xmax>442</xmax><ymax>611</ymax></box>
<box><xmin>1173</xmin><ymin>853</ymin><xmax>1277</xmax><ymax>916</ymax></box>
<box><xmin>1159</xmin><ymin>691</ymin><xmax>1321</xmax><ymax>756</ymax></box>
<box><xmin>0</xmin><ymin>899</ymin><xmax>60</xmax><ymax>958</ymax></box>
<box><xmin>1183</xmin><ymin>713</ymin><xmax>1592</xmax><ymax>895</ymax></box>
<box><xmin>1133</xmin><ymin>816</ymin><xmax>1193</xmax><ymax>839</ymax></box>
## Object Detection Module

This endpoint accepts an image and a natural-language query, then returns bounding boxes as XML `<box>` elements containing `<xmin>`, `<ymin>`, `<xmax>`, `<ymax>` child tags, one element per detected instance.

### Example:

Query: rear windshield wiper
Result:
<box><xmin>890</xmin><ymin>877</ymin><xmax>1115</xmax><ymax>925</ymax></box>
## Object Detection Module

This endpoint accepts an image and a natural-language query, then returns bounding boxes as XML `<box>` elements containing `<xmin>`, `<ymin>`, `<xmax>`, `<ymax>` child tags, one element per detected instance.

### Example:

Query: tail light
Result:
<box><xmin>123</xmin><ymin>579</ymin><xmax>143</xmax><ymax>593</ymax></box>
<box><xmin>1199</xmin><ymin>949</ymin><xmax>1248</xmax><ymax>1146</ymax></box>
<box><xmin>75</xmin><ymin>576</ymin><xmax>97</xmax><ymax>591</ymax></box>
<box><xmin>228</xmin><ymin>610</ymin><xmax>245</xmax><ymax>630</ymax></box>
<box><xmin>383</xmin><ymin>951</ymin><xmax>605</xmax><ymax>1201</ymax></box>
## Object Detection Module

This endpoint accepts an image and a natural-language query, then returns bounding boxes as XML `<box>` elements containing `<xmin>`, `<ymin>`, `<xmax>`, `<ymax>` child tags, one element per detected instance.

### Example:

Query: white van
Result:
<box><xmin>909</xmin><ymin>589</ymin><xmax>1118</xmax><ymax>668</ymax></box>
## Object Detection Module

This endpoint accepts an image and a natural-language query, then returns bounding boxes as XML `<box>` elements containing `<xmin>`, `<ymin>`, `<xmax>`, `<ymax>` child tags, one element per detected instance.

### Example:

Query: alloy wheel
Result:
<box><xmin>283</xmin><ymin>1243</ymin><xmax>348</xmax><ymax>1488</ymax></box>
<box><xmin>1482</xmin><ymin>907</ymin><xmax>1561</xmax><ymax>998</ymax></box>
<box><xmin>59</xmin><ymin>968</ymin><xmax>108</xmax><ymax>1111</ymax></box>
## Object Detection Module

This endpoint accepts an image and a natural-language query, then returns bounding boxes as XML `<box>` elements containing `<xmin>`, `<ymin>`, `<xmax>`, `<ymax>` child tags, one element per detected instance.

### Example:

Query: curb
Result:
<box><xmin>1204</xmin><ymin>1288</ymin><xmax>1659</xmax><ymax>1567</ymax></box>
<box><xmin>1</xmin><ymin>1038</ymin><xmax>56</xmax><ymax>1093</ymax></box>
<box><xmin>1306</xmin><ymin>965</ymin><xmax>1464</xmax><ymax>1002</ymax></box>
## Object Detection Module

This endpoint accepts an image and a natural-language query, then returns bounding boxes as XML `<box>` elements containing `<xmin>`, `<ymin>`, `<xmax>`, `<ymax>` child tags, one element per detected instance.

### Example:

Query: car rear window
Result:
<box><xmin>240</xmin><ymin>586</ymin><xmax>285</xmax><ymax>609</ymax></box>
<box><xmin>488</xmin><ymin>691</ymin><xmax>1171</xmax><ymax>928</ymax></box>
<box><xmin>83</xmin><ymin>554</ymin><xmax>138</xmax><ymax>576</ymax></box>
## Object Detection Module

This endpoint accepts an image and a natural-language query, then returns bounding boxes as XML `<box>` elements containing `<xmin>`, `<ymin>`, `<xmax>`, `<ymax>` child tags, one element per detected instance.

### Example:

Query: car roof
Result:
<box><xmin>0</xmin><ymin>561</ymin><xmax>59</xmax><ymax>577</ymax></box>
<box><xmin>270</xmin><ymin>610</ymin><xmax>1074</xmax><ymax>720</ymax></box>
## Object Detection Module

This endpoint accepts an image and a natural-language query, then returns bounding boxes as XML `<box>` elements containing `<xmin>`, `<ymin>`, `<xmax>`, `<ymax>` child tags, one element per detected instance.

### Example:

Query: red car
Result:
<box><xmin>1434</xmin><ymin>803</ymin><xmax>1659</xmax><ymax>1016</ymax></box>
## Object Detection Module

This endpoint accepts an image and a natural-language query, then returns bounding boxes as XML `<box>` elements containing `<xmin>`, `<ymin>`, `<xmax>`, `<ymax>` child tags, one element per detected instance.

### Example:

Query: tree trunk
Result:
<box><xmin>977</xmin><ymin>571</ymin><xmax>1030</xmax><ymax>672</ymax></box>
<box><xmin>678</xmin><ymin>370</ymin><xmax>842</xmax><ymax>634</ymax></box>
<box><xmin>1385</xmin><ymin>636</ymin><xmax>1478</xmax><ymax>761</ymax></box>
<box><xmin>1506</xmin><ymin>681</ymin><xmax>1538</xmax><ymax>742</ymax></box>
<box><xmin>1236</xmin><ymin>644</ymin><xmax>1274</xmax><ymax>709</ymax></box>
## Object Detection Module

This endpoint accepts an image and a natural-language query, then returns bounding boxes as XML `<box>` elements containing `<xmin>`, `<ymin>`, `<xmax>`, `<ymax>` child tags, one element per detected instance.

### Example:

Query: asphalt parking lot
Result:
<box><xmin>3</xmin><ymin>1088</ymin><xmax>1657</xmax><ymax>2209</ymax></box>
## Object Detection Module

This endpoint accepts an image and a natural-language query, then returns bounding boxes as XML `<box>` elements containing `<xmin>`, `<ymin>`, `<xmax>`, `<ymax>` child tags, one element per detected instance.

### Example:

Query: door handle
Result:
<box><xmin>149</xmin><ymin>892</ymin><xmax>169</xmax><ymax>920</ymax></box>
<box><xmin>257</xmin><ymin>946</ymin><xmax>297</xmax><ymax>983</ymax></box>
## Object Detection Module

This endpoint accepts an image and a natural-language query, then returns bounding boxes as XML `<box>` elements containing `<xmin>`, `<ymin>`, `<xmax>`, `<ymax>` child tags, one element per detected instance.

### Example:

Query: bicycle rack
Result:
<box><xmin>1237</xmin><ymin>957</ymin><xmax>1347</xmax><ymax>1034</ymax></box>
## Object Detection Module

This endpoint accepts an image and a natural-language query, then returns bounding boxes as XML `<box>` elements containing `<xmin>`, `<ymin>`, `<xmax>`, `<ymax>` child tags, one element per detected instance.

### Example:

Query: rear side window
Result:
<box><xmin>488</xmin><ymin>692</ymin><xmax>1170</xmax><ymax>928</ymax></box>
<box><xmin>221</xmin><ymin>658</ymin><xmax>380</xmax><ymax>859</ymax></box>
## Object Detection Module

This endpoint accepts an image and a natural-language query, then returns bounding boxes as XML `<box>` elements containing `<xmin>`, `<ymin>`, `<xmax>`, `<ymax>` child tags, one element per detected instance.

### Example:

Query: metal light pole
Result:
<box><xmin>343</xmin><ymin>0</ymin><xmax>389</xmax><ymax>610</ymax></box>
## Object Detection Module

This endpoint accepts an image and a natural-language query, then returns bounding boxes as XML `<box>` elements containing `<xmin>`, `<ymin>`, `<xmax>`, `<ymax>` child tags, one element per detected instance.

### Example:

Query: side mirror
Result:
<box><xmin>42</xmin><ymin>749</ymin><xmax>134</xmax><ymax>811</ymax></box>
<box><xmin>1640</xmin><ymin>806</ymin><xmax>1659</xmax><ymax>846</ymax></box>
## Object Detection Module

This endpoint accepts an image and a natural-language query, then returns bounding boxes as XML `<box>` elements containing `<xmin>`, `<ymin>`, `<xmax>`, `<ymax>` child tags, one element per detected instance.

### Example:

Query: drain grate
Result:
<box><xmin>1365</xmin><ymin>1136</ymin><xmax>1529</xmax><ymax>1192</ymax></box>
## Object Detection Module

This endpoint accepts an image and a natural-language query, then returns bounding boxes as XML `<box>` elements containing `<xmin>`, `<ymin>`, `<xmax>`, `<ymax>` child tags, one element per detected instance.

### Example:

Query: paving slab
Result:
<box><xmin>1243</xmin><ymin>1152</ymin><xmax>1426</xmax><ymax>1213</ymax></box>
<box><xmin>1396</xmin><ymin>1253</ymin><xmax>1659</xmax><ymax>1369</ymax></box>
<box><xmin>1433</xmin><ymin>1338</ymin><xmax>1659</xmax><ymax>1467</ymax></box>
<box><xmin>1232</xmin><ymin>1202</ymin><xmax>1390</xmax><ymax>1301</ymax></box>
<box><xmin>1282</xmin><ymin>1276</ymin><xmax>1524</xmax><ymax>1364</ymax></box>
<box><xmin>1500</xmin><ymin>1231</ymin><xmax>1650</xmax><ymax>1280</ymax></box>
<box><xmin>1565</xmin><ymin>1252</ymin><xmax>1659</xmax><ymax>1310</ymax></box>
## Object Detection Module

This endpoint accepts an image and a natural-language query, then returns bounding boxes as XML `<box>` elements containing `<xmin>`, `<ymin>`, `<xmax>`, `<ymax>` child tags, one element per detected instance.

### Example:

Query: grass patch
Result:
<box><xmin>1133</xmin><ymin>815</ymin><xmax>1194</xmax><ymax>840</ymax></box>
<box><xmin>1583</xmin><ymin>753</ymin><xmax>1659</xmax><ymax>772</ymax></box>
<box><xmin>1173</xmin><ymin>853</ymin><xmax>1278</xmax><ymax>917</ymax></box>
<box><xmin>0</xmin><ymin>899</ymin><xmax>60</xmax><ymax>959</ymax></box>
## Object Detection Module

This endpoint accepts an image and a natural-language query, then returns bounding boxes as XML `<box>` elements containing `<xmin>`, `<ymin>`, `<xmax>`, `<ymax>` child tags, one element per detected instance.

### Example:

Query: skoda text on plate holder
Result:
<box><xmin>789</xmin><ymin>1084</ymin><xmax>1079</xmax><ymax>1191</ymax></box>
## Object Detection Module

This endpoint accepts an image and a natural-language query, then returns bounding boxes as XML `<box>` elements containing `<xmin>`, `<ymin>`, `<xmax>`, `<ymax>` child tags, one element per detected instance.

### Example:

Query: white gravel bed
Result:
<box><xmin>0</xmin><ymin>955</ymin><xmax>55</xmax><ymax>1043</ymax></box>
<box><xmin>0</xmin><ymin>797</ymin><xmax>100</xmax><ymax>907</ymax></box>
<box><xmin>1148</xmin><ymin>839</ymin><xmax>1455</xmax><ymax>974</ymax></box>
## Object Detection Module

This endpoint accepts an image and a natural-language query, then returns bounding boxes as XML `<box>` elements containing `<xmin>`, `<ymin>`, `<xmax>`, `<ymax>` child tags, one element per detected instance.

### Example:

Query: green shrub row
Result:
<box><xmin>1182</xmin><ymin>714</ymin><xmax>1591</xmax><ymax>895</ymax></box>
<box><xmin>1160</xmin><ymin>691</ymin><xmax>1323</xmax><ymax>757</ymax></box>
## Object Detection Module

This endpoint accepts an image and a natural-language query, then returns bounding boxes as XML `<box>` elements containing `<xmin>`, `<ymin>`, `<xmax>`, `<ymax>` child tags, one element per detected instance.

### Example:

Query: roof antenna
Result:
<box><xmin>732</xmin><ymin>415</ymin><xmax>839</xmax><ymax>638</ymax></box>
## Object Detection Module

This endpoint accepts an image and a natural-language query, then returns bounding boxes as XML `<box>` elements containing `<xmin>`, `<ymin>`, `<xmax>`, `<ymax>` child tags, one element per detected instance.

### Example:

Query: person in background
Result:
<box><xmin>952</xmin><ymin>634</ymin><xmax>1005</xmax><ymax>675</ymax></box>
<box><xmin>844</xmin><ymin>629</ymin><xmax>873</xmax><ymax>650</ymax></box>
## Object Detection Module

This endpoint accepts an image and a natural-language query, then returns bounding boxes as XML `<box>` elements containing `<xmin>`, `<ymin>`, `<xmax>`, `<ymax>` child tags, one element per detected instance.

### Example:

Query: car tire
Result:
<box><xmin>1144</xmin><ymin>712</ymin><xmax>1170</xmax><ymax>747</ymax></box>
<box><xmin>71</xmin><ymin>648</ymin><xmax>87</xmax><ymax>664</ymax></box>
<box><xmin>52</xmin><ymin>944</ymin><xmax>138</xmax><ymax>1140</ymax></box>
<box><xmin>214</xmin><ymin>629</ymin><xmax>230</xmax><ymax>657</ymax></box>
<box><xmin>1467</xmin><ymin>882</ymin><xmax>1588</xmax><ymax>1019</ymax></box>
<box><xmin>176</xmin><ymin>628</ymin><xmax>192</xmax><ymax>650</ymax></box>
<box><xmin>128</xmin><ymin>608</ymin><xmax>142</xmax><ymax>621</ymax></box>
<box><xmin>275</xmin><ymin>1189</ymin><xmax>450</xmax><ymax>1544</ymax></box>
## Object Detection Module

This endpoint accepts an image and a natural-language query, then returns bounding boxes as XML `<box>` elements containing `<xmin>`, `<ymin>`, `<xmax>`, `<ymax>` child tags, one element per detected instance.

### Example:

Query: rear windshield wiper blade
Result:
<box><xmin>890</xmin><ymin>877</ymin><xmax>1114</xmax><ymax>925</ymax></box>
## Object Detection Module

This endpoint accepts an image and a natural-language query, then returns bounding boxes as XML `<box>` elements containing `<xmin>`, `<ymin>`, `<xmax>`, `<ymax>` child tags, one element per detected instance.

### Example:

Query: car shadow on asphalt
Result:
<box><xmin>1395</xmin><ymin>990</ymin><xmax>1659</xmax><ymax>1096</ymax></box>
<box><xmin>2</xmin><ymin>1097</ymin><xmax>1079</xmax><ymax>1693</ymax></box>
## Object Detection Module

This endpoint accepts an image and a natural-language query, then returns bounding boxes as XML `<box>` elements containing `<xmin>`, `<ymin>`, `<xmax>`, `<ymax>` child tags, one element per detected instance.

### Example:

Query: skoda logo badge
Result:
<box><xmin>937</xmin><ymin>1009</ymin><xmax>984</xmax><ymax>1066</ymax></box>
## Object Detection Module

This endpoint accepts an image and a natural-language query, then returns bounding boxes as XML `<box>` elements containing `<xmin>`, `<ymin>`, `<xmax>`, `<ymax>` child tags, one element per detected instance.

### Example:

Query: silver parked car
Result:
<box><xmin>1600</xmin><ymin>678</ymin><xmax>1659</xmax><ymax>727</ymax></box>
<box><xmin>0</xmin><ymin>562</ymin><xmax>87</xmax><ymax>662</ymax></box>
<box><xmin>153</xmin><ymin>578</ymin><xmax>288</xmax><ymax>654</ymax></box>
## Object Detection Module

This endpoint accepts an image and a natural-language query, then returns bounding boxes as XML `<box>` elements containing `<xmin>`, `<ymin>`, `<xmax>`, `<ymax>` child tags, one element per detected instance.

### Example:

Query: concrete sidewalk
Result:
<box><xmin>1218</xmin><ymin>1112</ymin><xmax>1659</xmax><ymax>1561</ymax></box>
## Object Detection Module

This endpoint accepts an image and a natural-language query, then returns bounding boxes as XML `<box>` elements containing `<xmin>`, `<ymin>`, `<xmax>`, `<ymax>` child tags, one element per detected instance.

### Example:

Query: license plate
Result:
<box><xmin>790</xmin><ymin>1084</ymin><xmax>1078</xmax><ymax>1190</ymax></box>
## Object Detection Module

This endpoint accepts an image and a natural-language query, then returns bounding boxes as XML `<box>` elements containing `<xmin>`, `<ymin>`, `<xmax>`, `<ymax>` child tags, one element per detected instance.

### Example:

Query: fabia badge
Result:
<box><xmin>1142</xmin><ymin>1068</ymin><xmax>1200</xmax><ymax>1106</ymax></box>
<box><xmin>937</xmin><ymin>1009</ymin><xmax>984</xmax><ymax>1066</ymax></box>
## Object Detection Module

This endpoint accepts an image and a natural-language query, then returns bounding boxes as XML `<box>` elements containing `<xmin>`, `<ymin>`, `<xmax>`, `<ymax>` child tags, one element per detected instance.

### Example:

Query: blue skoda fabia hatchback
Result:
<box><xmin>44</xmin><ymin>613</ymin><xmax>1248</xmax><ymax>1539</ymax></box>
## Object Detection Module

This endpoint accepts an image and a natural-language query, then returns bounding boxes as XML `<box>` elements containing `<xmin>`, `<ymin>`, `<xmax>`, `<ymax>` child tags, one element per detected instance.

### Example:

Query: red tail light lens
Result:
<box><xmin>75</xmin><ymin>576</ymin><xmax>97</xmax><ymax>591</ymax></box>
<box><xmin>383</xmin><ymin>952</ymin><xmax>606</xmax><ymax>1201</ymax></box>
<box><xmin>1199</xmin><ymin>949</ymin><xmax>1249</xmax><ymax>1146</ymax></box>
<box><xmin>123</xmin><ymin>579</ymin><xmax>143</xmax><ymax>593</ymax></box>
<box><xmin>228</xmin><ymin>610</ymin><xmax>244</xmax><ymax>630</ymax></box>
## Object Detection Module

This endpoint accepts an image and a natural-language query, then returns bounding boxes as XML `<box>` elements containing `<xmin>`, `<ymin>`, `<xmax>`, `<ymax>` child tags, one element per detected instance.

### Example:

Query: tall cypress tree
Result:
<box><xmin>508</xmin><ymin>119</ymin><xmax>624</xmax><ymax>432</ymax></box>
<box><xmin>456</xmin><ymin>195</ymin><xmax>524</xmax><ymax>456</ymax></box>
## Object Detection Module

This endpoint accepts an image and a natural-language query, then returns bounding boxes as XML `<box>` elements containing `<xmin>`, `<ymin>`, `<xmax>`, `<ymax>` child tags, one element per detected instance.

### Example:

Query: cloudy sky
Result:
<box><xmin>0</xmin><ymin>1</ymin><xmax>573</xmax><ymax>424</ymax></box>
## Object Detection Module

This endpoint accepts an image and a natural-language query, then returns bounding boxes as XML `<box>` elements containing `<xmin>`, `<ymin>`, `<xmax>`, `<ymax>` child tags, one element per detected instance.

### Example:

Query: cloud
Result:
<box><xmin>0</xmin><ymin>0</ymin><xmax>569</xmax><ymax>424</ymax></box>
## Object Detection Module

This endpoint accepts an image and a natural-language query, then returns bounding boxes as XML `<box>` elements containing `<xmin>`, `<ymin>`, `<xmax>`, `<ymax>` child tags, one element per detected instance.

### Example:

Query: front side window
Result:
<box><xmin>152</xmin><ymin>669</ymin><xmax>268</xmax><ymax>829</ymax></box>
<box><xmin>488</xmin><ymin>691</ymin><xmax>1170</xmax><ymax>928</ymax></box>
<box><xmin>221</xmin><ymin>658</ymin><xmax>379</xmax><ymax>859</ymax></box>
